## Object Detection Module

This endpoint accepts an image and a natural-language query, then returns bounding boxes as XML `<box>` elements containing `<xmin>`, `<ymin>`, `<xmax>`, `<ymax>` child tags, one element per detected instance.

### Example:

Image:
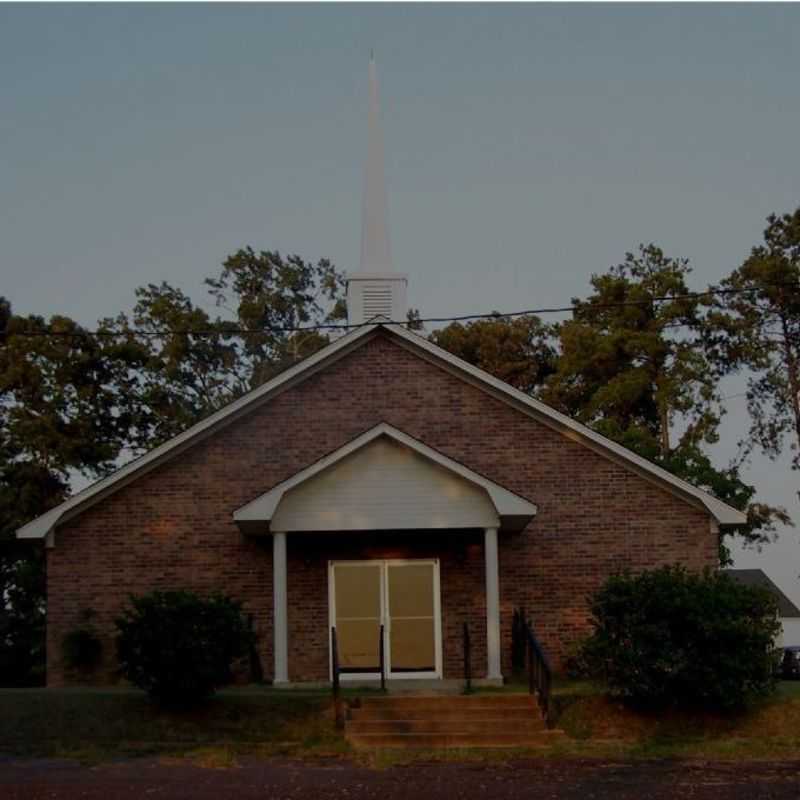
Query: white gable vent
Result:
<box><xmin>346</xmin><ymin>272</ymin><xmax>408</xmax><ymax>326</ymax></box>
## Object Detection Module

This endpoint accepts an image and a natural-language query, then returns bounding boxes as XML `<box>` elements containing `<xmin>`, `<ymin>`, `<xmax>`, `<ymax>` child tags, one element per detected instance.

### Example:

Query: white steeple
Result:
<box><xmin>360</xmin><ymin>51</ymin><xmax>392</xmax><ymax>273</ymax></box>
<box><xmin>347</xmin><ymin>53</ymin><xmax>407</xmax><ymax>327</ymax></box>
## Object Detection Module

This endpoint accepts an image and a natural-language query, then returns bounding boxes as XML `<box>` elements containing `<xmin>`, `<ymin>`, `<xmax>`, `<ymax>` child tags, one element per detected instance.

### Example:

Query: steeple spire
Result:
<box><xmin>360</xmin><ymin>52</ymin><xmax>392</xmax><ymax>273</ymax></box>
<box><xmin>347</xmin><ymin>54</ymin><xmax>408</xmax><ymax>326</ymax></box>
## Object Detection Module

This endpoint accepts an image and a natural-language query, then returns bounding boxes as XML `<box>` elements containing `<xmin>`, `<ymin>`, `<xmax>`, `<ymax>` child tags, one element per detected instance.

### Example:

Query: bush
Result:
<box><xmin>62</xmin><ymin>608</ymin><xmax>102</xmax><ymax>674</ymax></box>
<box><xmin>577</xmin><ymin>565</ymin><xmax>781</xmax><ymax>710</ymax></box>
<box><xmin>115</xmin><ymin>590</ymin><xmax>253</xmax><ymax>704</ymax></box>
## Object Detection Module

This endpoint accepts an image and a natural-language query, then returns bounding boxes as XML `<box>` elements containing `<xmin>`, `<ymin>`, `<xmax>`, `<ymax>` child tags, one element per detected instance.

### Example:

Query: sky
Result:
<box><xmin>1</xmin><ymin>4</ymin><xmax>799</xmax><ymax>616</ymax></box>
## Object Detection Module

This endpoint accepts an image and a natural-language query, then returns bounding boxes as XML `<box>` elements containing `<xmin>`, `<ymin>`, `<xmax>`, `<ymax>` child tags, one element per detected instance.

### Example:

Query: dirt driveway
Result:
<box><xmin>2</xmin><ymin>756</ymin><xmax>800</xmax><ymax>799</ymax></box>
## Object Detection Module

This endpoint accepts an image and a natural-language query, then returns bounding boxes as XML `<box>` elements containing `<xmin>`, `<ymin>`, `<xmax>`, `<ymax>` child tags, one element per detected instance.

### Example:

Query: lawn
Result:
<box><xmin>2</xmin><ymin>682</ymin><xmax>800</xmax><ymax>765</ymax></box>
<box><xmin>0</xmin><ymin>686</ymin><xmax>348</xmax><ymax>762</ymax></box>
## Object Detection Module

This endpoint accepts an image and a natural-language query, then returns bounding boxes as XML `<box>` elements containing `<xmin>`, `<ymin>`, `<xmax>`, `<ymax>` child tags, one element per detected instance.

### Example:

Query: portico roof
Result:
<box><xmin>233</xmin><ymin>422</ymin><xmax>538</xmax><ymax>535</ymax></box>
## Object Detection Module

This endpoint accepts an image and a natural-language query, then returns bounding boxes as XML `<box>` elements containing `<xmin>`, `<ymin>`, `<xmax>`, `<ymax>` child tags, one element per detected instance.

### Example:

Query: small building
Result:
<box><xmin>17</xmin><ymin>59</ymin><xmax>746</xmax><ymax>688</ymax></box>
<box><xmin>724</xmin><ymin>569</ymin><xmax>800</xmax><ymax>648</ymax></box>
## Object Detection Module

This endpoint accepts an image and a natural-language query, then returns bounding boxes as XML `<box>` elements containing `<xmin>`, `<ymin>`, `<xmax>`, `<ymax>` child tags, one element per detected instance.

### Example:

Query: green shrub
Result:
<box><xmin>61</xmin><ymin>608</ymin><xmax>103</xmax><ymax>673</ymax></box>
<box><xmin>577</xmin><ymin>565</ymin><xmax>781</xmax><ymax>710</ymax></box>
<box><xmin>115</xmin><ymin>590</ymin><xmax>253</xmax><ymax>705</ymax></box>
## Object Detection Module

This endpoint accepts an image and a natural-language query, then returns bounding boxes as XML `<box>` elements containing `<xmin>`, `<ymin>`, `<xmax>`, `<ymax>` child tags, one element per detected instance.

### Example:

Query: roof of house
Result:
<box><xmin>724</xmin><ymin>569</ymin><xmax>800</xmax><ymax>618</ymax></box>
<box><xmin>16</xmin><ymin>320</ymin><xmax>748</xmax><ymax>544</ymax></box>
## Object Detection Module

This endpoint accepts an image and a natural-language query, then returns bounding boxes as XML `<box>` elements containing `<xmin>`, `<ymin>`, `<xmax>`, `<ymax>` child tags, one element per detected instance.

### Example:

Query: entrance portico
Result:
<box><xmin>233</xmin><ymin>423</ymin><xmax>537</xmax><ymax>685</ymax></box>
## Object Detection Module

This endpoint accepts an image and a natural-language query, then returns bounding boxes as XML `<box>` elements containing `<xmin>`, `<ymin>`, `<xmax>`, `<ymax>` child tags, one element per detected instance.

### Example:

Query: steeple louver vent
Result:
<box><xmin>346</xmin><ymin>273</ymin><xmax>407</xmax><ymax>326</ymax></box>
<box><xmin>363</xmin><ymin>282</ymin><xmax>393</xmax><ymax>318</ymax></box>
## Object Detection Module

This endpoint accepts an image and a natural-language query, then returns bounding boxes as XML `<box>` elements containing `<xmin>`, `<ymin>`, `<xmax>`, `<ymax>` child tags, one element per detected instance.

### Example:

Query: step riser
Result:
<box><xmin>347</xmin><ymin>721</ymin><xmax>546</xmax><ymax>735</ymax></box>
<box><xmin>350</xmin><ymin>708</ymin><xmax>539</xmax><ymax>721</ymax></box>
<box><xmin>357</xmin><ymin>695</ymin><xmax>537</xmax><ymax>708</ymax></box>
<box><xmin>347</xmin><ymin>733</ymin><xmax>564</xmax><ymax>750</ymax></box>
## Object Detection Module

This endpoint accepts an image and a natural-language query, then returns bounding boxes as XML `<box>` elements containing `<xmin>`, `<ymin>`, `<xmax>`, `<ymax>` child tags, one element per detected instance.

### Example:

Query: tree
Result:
<box><xmin>708</xmin><ymin>208</ymin><xmax>800</xmax><ymax>472</ymax></box>
<box><xmin>105</xmin><ymin>250</ymin><xmax>347</xmax><ymax>449</ymax></box>
<box><xmin>430</xmin><ymin>315</ymin><xmax>558</xmax><ymax>395</ymax></box>
<box><xmin>538</xmin><ymin>245</ymin><xmax>787</xmax><ymax>556</ymax></box>
<box><xmin>0</xmin><ymin>301</ymin><xmax>146</xmax><ymax>684</ymax></box>
<box><xmin>542</xmin><ymin>245</ymin><xmax>720</xmax><ymax>459</ymax></box>
<box><xmin>206</xmin><ymin>248</ymin><xmax>346</xmax><ymax>388</ymax></box>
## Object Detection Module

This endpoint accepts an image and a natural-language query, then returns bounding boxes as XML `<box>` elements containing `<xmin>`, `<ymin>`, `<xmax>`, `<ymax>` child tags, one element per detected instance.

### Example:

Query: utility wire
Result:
<box><xmin>3</xmin><ymin>282</ymin><xmax>798</xmax><ymax>339</ymax></box>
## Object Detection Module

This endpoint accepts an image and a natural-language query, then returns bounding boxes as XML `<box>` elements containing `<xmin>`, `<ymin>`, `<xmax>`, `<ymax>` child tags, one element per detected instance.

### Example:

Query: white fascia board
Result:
<box><xmin>15</xmin><ymin>324</ymin><xmax>382</xmax><ymax>541</ymax></box>
<box><xmin>233</xmin><ymin>422</ymin><xmax>538</xmax><ymax>530</ymax></box>
<box><xmin>384</xmin><ymin>325</ymin><xmax>748</xmax><ymax>528</ymax></box>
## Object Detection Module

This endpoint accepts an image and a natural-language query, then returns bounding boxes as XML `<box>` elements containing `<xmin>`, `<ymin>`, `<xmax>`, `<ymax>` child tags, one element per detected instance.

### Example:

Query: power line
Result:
<box><xmin>3</xmin><ymin>281</ymin><xmax>798</xmax><ymax>339</ymax></box>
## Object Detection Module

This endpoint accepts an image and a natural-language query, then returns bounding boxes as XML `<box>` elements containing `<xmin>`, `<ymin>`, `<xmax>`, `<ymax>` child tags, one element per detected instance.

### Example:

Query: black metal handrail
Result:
<box><xmin>463</xmin><ymin>621</ymin><xmax>472</xmax><ymax>693</ymax></box>
<box><xmin>521</xmin><ymin>613</ymin><xmax>553</xmax><ymax>726</ymax></box>
<box><xmin>331</xmin><ymin>626</ymin><xmax>344</xmax><ymax>728</ymax></box>
<box><xmin>379</xmin><ymin>623</ymin><xmax>386</xmax><ymax>692</ymax></box>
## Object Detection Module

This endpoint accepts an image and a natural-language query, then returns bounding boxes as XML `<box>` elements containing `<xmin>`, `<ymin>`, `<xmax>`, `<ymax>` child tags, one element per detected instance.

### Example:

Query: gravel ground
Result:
<box><xmin>2</xmin><ymin>756</ymin><xmax>800</xmax><ymax>799</ymax></box>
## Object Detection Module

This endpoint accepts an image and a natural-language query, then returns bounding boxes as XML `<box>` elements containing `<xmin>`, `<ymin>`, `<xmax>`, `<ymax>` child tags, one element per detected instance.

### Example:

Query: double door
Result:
<box><xmin>329</xmin><ymin>559</ymin><xmax>441</xmax><ymax>680</ymax></box>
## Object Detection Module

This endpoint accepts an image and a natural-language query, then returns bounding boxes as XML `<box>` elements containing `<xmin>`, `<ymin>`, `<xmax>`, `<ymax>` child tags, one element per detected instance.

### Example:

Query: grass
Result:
<box><xmin>3</xmin><ymin>681</ymin><xmax>800</xmax><ymax>766</ymax></box>
<box><xmin>0</xmin><ymin>685</ymin><xmax>349</xmax><ymax>763</ymax></box>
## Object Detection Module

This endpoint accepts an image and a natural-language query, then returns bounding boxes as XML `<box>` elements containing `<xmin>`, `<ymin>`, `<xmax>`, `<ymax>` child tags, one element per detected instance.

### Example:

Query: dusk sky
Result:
<box><xmin>2</xmin><ymin>4</ymin><xmax>799</xmax><ymax>616</ymax></box>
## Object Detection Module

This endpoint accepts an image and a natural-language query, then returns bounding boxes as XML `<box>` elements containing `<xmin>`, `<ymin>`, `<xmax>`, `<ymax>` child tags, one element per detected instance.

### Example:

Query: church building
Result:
<box><xmin>18</xmin><ymin>59</ymin><xmax>745</xmax><ymax>688</ymax></box>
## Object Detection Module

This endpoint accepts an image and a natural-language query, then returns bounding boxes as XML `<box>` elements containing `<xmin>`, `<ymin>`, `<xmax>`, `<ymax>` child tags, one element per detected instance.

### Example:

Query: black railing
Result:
<box><xmin>379</xmin><ymin>623</ymin><xmax>386</xmax><ymax>692</ymax></box>
<box><xmin>514</xmin><ymin>609</ymin><xmax>553</xmax><ymax>726</ymax></box>
<box><xmin>331</xmin><ymin>626</ymin><xmax>344</xmax><ymax>728</ymax></box>
<box><xmin>462</xmin><ymin>621</ymin><xmax>472</xmax><ymax>693</ymax></box>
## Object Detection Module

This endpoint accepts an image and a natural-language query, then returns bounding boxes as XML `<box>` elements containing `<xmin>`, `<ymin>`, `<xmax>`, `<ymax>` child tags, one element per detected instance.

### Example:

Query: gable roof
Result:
<box><xmin>724</xmin><ymin>569</ymin><xmax>800</xmax><ymax>618</ymax></box>
<box><xmin>17</xmin><ymin>319</ymin><xmax>747</xmax><ymax>544</ymax></box>
<box><xmin>233</xmin><ymin>422</ymin><xmax>538</xmax><ymax>534</ymax></box>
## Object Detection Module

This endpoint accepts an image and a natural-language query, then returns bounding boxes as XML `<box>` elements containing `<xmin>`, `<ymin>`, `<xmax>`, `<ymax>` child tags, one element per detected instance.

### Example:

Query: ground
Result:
<box><xmin>3</xmin><ymin>683</ymin><xmax>800</xmax><ymax>797</ymax></box>
<box><xmin>3</xmin><ymin>756</ymin><xmax>800</xmax><ymax>799</ymax></box>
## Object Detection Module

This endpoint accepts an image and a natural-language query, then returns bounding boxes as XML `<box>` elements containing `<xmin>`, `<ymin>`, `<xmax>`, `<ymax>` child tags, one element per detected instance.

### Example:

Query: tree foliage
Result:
<box><xmin>708</xmin><ymin>208</ymin><xmax>800</xmax><ymax>472</ymax></box>
<box><xmin>431</xmin><ymin>247</ymin><xmax>788</xmax><ymax>556</ymax></box>
<box><xmin>542</xmin><ymin>245</ymin><xmax>721</xmax><ymax>458</ymax></box>
<box><xmin>430</xmin><ymin>315</ymin><xmax>558</xmax><ymax>394</ymax></box>
<box><xmin>103</xmin><ymin>250</ymin><xmax>346</xmax><ymax>448</ymax></box>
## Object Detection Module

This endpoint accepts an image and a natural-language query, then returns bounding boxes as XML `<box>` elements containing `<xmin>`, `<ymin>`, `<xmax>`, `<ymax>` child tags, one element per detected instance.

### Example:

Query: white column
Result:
<box><xmin>484</xmin><ymin>526</ymin><xmax>502</xmax><ymax>680</ymax></box>
<box><xmin>273</xmin><ymin>531</ymin><xmax>289</xmax><ymax>684</ymax></box>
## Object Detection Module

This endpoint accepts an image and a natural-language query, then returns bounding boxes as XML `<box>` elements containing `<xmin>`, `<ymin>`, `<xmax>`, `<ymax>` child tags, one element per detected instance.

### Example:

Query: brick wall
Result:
<box><xmin>46</xmin><ymin>331</ymin><xmax>716</xmax><ymax>686</ymax></box>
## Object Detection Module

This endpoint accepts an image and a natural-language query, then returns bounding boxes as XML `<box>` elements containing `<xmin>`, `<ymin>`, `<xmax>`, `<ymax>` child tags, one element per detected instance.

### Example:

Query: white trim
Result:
<box><xmin>17</xmin><ymin>320</ymin><xmax>745</xmax><ymax>541</ymax></box>
<box><xmin>273</xmin><ymin>532</ymin><xmax>288</xmax><ymax>684</ymax></box>
<box><xmin>329</xmin><ymin>559</ymin><xmax>443</xmax><ymax>682</ymax></box>
<box><xmin>234</xmin><ymin>423</ymin><xmax>537</xmax><ymax>534</ymax></box>
<box><xmin>484</xmin><ymin>527</ymin><xmax>502</xmax><ymax>680</ymax></box>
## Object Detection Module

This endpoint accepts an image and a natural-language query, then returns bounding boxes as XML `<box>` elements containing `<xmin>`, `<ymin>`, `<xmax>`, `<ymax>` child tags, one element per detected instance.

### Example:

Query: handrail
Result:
<box><xmin>331</xmin><ymin>626</ymin><xmax>344</xmax><ymax>728</ymax></box>
<box><xmin>379</xmin><ymin>623</ymin><xmax>386</xmax><ymax>692</ymax></box>
<box><xmin>520</xmin><ymin>612</ymin><xmax>553</xmax><ymax>726</ymax></box>
<box><xmin>463</xmin><ymin>621</ymin><xmax>472</xmax><ymax>693</ymax></box>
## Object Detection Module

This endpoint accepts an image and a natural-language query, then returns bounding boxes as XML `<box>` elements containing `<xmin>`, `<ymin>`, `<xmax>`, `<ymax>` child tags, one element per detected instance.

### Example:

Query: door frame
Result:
<box><xmin>328</xmin><ymin>559</ymin><xmax>443</xmax><ymax>682</ymax></box>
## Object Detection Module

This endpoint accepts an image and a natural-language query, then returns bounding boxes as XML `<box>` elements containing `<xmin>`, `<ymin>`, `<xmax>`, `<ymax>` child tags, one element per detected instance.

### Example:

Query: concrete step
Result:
<box><xmin>346</xmin><ymin>730</ymin><xmax>566</xmax><ymax>750</ymax></box>
<box><xmin>346</xmin><ymin>718</ymin><xmax>547</xmax><ymax>735</ymax></box>
<box><xmin>350</xmin><ymin>706</ymin><xmax>540</xmax><ymax>721</ymax></box>
<box><xmin>352</xmin><ymin>694</ymin><xmax>537</xmax><ymax>710</ymax></box>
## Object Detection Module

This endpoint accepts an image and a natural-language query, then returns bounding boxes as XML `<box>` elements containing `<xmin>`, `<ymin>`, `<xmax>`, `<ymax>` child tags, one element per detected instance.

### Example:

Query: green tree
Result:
<box><xmin>542</xmin><ymin>245</ymin><xmax>719</xmax><ymax>458</ymax></box>
<box><xmin>430</xmin><ymin>315</ymin><xmax>558</xmax><ymax>395</ymax></box>
<box><xmin>0</xmin><ymin>300</ymin><xmax>146</xmax><ymax>684</ymax></box>
<box><xmin>105</xmin><ymin>250</ymin><xmax>347</xmax><ymax>449</ymax></box>
<box><xmin>540</xmin><ymin>245</ymin><xmax>787</xmax><ymax>555</ymax></box>
<box><xmin>708</xmin><ymin>209</ymin><xmax>800</xmax><ymax>472</ymax></box>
